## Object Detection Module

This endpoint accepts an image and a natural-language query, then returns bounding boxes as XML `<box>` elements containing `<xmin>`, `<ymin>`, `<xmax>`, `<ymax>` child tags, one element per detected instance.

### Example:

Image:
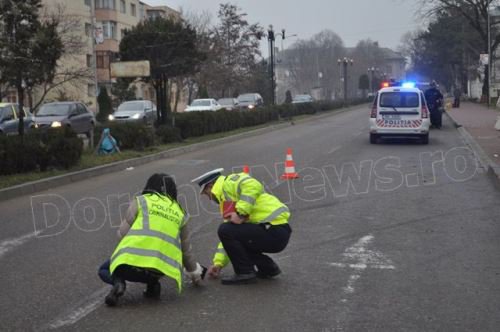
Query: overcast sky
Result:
<box><xmin>142</xmin><ymin>0</ymin><xmax>423</xmax><ymax>50</ymax></box>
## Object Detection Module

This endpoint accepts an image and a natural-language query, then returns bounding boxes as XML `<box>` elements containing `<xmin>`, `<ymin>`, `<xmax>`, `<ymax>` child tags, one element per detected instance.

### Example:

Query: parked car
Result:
<box><xmin>108</xmin><ymin>100</ymin><xmax>156</xmax><ymax>125</ymax></box>
<box><xmin>0</xmin><ymin>102</ymin><xmax>35</xmax><ymax>135</ymax></box>
<box><xmin>217</xmin><ymin>98</ymin><xmax>239</xmax><ymax>111</ymax></box>
<box><xmin>185</xmin><ymin>99</ymin><xmax>222</xmax><ymax>112</ymax></box>
<box><xmin>369</xmin><ymin>82</ymin><xmax>430</xmax><ymax>144</ymax></box>
<box><xmin>34</xmin><ymin>102</ymin><xmax>96</xmax><ymax>137</ymax></box>
<box><xmin>292</xmin><ymin>94</ymin><xmax>314</xmax><ymax>104</ymax></box>
<box><xmin>237</xmin><ymin>93</ymin><xmax>264</xmax><ymax>110</ymax></box>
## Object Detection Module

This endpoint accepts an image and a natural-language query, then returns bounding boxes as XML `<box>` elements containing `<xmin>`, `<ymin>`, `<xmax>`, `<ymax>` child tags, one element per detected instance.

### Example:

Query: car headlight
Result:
<box><xmin>248</xmin><ymin>104</ymin><xmax>255</xmax><ymax>109</ymax></box>
<box><xmin>108</xmin><ymin>114</ymin><xmax>115</xmax><ymax>121</ymax></box>
<box><xmin>131</xmin><ymin>113</ymin><xmax>141</xmax><ymax>119</ymax></box>
<box><xmin>51</xmin><ymin>121</ymin><xmax>62</xmax><ymax>128</ymax></box>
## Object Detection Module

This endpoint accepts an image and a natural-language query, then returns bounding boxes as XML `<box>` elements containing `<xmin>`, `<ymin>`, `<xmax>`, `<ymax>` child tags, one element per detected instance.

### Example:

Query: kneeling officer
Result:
<box><xmin>100</xmin><ymin>173</ymin><xmax>204</xmax><ymax>306</ymax></box>
<box><xmin>192</xmin><ymin>168</ymin><xmax>292</xmax><ymax>285</ymax></box>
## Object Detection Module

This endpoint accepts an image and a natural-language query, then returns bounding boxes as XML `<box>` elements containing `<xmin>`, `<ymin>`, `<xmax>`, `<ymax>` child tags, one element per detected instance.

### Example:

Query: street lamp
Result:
<box><xmin>267</xmin><ymin>25</ymin><xmax>287</xmax><ymax>105</ymax></box>
<box><xmin>368</xmin><ymin>67</ymin><xmax>379</xmax><ymax>94</ymax></box>
<box><xmin>337</xmin><ymin>57</ymin><xmax>354</xmax><ymax>104</ymax></box>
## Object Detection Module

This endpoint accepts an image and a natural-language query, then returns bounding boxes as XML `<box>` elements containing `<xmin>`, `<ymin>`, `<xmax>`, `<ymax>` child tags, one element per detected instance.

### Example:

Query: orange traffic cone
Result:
<box><xmin>243</xmin><ymin>165</ymin><xmax>250</xmax><ymax>174</ymax></box>
<box><xmin>281</xmin><ymin>148</ymin><xmax>299</xmax><ymax>179</ymax></box>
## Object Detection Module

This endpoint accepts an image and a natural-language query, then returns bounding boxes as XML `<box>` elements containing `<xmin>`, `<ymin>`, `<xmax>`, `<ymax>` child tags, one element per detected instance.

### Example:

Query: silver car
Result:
<box><xmin>34</xmin><ymin>102</ymin><xmax>96</xmax><ymax>137</ymax></box>
<box><xmin>109</xmin><ymin>100</ymin><xmax>156</xmax><ymax>125</ymax></box>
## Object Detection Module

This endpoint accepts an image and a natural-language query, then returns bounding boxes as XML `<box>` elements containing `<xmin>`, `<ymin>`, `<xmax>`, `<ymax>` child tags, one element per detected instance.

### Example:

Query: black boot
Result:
<box><xmin>256</xmin><ymin>263</ymin><xmax>281</xmax><ymax>279</ymax></box>
<box><xmin>143</xmin><ymin>280</ymin><xmax>161</xmax><ymax>299</ymax></box>
<box><xmin>105</xmin><ymin>279</ymin><xmax>126</xmax><ymax>306</ymax></box>
<box><xmin>221</xmin><ymin>272</ymin><xmax>257</xmax><ymax>285</ymax></box>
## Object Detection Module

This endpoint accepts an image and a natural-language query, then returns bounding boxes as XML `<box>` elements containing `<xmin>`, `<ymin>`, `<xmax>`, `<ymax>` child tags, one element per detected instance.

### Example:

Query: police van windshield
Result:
<box><xmin>380</xmin><ymin>92</ymin><xmax>419</xmax><ymax>108</ymax></box>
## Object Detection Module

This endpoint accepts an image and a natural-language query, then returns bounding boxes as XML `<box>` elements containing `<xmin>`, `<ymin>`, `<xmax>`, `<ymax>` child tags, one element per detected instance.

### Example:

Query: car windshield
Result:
<box><xmin>218</xmin><ymin>98</ymin><xmax>234</xmax><ymax>105</ymax></box>
<box><xmin>118</xmin><ymin>102</ymin><xmax>144</xmax><ymax>111</ymax></box>
<box><xmin>191</xmin><ymin>100</ymin><xmax>211</xmax><ymax>106</ymax></box>
<box><xmin>238</xmin><ymin>94</ymin><xmax>256</xmax><ymax>102</ymax></box>
<box><xmin>294</xmin><ymin>95</ymin><xmax>311</xmax><ymax>101</ymax></box>
<box><xmin>380</xmin><ymin>92</ymin><xmax>419</xmax><ymax>108</ymax></box>
<box><xmin>0</xmin><ymin>106</ymin><xmax>10</xmax><ymax>117</ymax></box>
<box><xmin>37</xmin><ymin>104</ymin><xmax>71</xmax><ymax>116</ymax></box>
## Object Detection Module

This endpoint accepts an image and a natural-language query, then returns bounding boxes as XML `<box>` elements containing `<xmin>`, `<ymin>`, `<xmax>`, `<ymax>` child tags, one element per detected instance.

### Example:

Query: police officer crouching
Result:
<box><xmin>192</xmin><ymin>168</ymin><xmax>292</xmax><ymax>285</ymax></box>
<box><xmin>99</xmin><ymin>173</ymin><xmax>205</xmax><ymax>306</ymax></box>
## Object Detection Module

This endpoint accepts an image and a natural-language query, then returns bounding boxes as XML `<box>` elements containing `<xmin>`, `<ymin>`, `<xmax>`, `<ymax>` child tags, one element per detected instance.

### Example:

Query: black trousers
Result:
<box><xmin>218</xmin><ymin>223</ymin><xmax>292</xmax><ymax>274</ymax></box>
<box><xmin>98</xmin><ymin>259</ymin><xmax>160</xmax><ymax>285</ymax></box>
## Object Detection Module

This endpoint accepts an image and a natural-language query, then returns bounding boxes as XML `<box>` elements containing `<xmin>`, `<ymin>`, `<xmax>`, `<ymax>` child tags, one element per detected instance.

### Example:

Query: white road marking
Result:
<box><xmin>329</xmin><ymin>234</ymin><xmax>395</xmax><ymax>299</ymax></box>
<box><xmin>327</xmin><ymin>146</ymin><xmax>341</xmax><ymax>154</ymax></box>
<box><xmin>44</xmin><ymin>287</ymin><xmax>108</xmax><ymax>330</ymax></box>
<box><xmin>0</xmin><ymin>231</ymin><xmax>42</xmax><ymax>259</ymax></box>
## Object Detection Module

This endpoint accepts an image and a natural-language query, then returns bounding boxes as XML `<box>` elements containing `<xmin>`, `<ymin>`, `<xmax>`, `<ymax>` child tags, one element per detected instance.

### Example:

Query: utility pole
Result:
<box><xmin>338</xmin><ymin>57</ymin><xmax>354</xmax><ymax>104</ymax></box>
<box><xmin>268</xmin><ymin>25</ymin><xmax>276</xmax><ymax>105</ymax></box>
<box><xmin>368</xmin><ymin>67</ymin><xmax>378</xmax><ymax>94</ymax></box>
<box><xmin>90</xmin><ymin>0</ymin><xmax>99</xmax><ymax>114</ymax></box>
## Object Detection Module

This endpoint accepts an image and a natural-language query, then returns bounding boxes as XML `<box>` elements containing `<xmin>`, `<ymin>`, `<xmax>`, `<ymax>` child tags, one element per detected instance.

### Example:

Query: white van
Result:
<box><xmin>369</xmin><ymin>84</ymin><xmax>430</xmax><ymax>144</ymax></box>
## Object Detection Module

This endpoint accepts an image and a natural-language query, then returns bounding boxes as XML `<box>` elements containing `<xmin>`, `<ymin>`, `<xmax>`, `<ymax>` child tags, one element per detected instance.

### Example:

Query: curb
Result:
<box><xmin>0</xmin><ymin>105</ymin><xmax>363</xmax><ymax>202</ymax></box>
<box><xmin>444</xmin><ymin>111</ymin><xmax>500</xmax><ymax>190</ymax></box>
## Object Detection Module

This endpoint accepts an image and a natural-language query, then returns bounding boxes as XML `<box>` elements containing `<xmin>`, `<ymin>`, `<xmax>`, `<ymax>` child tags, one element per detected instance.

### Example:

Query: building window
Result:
<box><xmin>131</xmin><ymin>3</ymin><xmax>136</xmax><ymax>16</ymax></box>
<box><xmin>84</xmin><ymin>0</ymin><xmax>91</xmax><ymax>6</ymax></box>
<box><xmin>85</xmin><ymin>23</ymin><xmax>92</xmax><ymax>37</ymax></box>
<box><xmin>101</xmin><ymin>21</ymin><xmax>117</xmax><ymax>39</ymax></box>
<box><xmin>139</xmin><ymin>3</ymin><xmax>144</xmax><ymax>19</ymax></box>
<box><xmin>95</xmin><ymin>0</ymin><xmax>116</xmax><ymax>10</ymax></box>
<box><xmin>96</xmin><ymin>55</ymin><xmax>105</xmax><ymax>68</ymax></box>
<box><xmin>120</xmin><ymin>0</ymin><xmax>126</xmax><ymax>13</ymax></box>
<box><xmin>86</xmin><ymin>54</ymin><xmax>92</xmax><ymax>67</ymax></box>
<box><xmin>88</xmin><ymin>84</ymin><xmax>95</xmax><ymax>97</ymax></box>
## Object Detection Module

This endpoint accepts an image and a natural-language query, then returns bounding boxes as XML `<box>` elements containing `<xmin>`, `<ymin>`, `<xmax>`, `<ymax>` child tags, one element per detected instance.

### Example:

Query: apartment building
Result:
<box><xmin>2</xmin><ymin>0</ymin><xmax>179</xmax><ymax>111</ymax></box>
<box><xmin>94</xmin><ymin>0</ymin><xmax>178</xmax><ymax>98</ymax></box>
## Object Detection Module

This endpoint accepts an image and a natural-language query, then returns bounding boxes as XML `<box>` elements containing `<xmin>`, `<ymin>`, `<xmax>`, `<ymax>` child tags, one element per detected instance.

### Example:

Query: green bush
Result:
<box><xmin>0</xmin><ymin>127</ymin><xmax>83</xmax><ymax>175</ymax></box>
<box><xmin>94</xmin><ymin>122</ymin><xmax>156</xmax><ymax>151</ymax></box>
<box><xmin>96</xmin><ymin>87</ymin><xmax>113</xmax><ymax>123</ymax></box>
<box><xmin>155</xmin><ymin>125</ymin><xmax>182</xmax><ymax>144</ymax></box>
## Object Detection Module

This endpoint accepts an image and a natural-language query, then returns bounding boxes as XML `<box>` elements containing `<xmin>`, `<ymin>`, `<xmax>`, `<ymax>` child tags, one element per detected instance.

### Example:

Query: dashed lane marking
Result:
<box><xmin>40</xmin><ymin>287</ymin><xmax>109</xmax><ymax>331</ymax></box>
<box><xmin>0</xmin><ymin>231</ymin><xmax>42</xmax><ymax>259</ymax></box>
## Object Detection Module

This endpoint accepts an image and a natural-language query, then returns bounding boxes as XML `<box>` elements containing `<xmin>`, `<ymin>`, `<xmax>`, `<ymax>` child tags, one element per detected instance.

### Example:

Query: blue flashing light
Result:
<box><xmin>401</xmin><ymin>82</ymin><xmax>416</xmax><ymax>88</ymax></box>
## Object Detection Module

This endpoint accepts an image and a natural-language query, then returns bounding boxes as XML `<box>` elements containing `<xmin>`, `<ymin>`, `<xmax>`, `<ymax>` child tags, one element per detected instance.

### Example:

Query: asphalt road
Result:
<box><xmin>1</xmin><ymin>105</ymin><xmax>499</xmax><ymax>331</ymax></box>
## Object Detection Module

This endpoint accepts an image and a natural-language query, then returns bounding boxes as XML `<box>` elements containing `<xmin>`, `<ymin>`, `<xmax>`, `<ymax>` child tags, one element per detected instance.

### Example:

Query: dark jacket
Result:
<box><xmin>424</xmin><ymin>87</ymin><xmax>443</xmax><ymax>110</ymax></box>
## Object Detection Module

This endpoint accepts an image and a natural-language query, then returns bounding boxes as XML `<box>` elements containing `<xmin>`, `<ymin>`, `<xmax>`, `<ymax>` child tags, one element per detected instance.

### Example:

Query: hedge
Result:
<box><xmin>0</xmin><ymin>127</ymin><xmax>83</xmax><ymax>175</ymax></box>
<box><xmin>0</xmin><ymin>98</ymin><xmax>369</xmax><ymax>176</ymax></box>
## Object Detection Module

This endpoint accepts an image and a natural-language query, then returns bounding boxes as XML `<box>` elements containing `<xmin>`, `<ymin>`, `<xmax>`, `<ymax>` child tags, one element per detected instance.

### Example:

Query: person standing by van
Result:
<box><xmin>425</xmin><ymin>81</ymin><xmax>444</xmax><ymax>128</ymax></box>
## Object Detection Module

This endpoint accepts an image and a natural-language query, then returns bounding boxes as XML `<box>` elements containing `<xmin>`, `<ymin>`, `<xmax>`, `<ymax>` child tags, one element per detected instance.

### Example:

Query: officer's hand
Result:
<box><xmin>227</xmin><ymin>212</ymin><xmax>243</xmax><ymax>224</ymax></box>
<box><xmin>187</xmin><ymin>263</ymin><xmax>205</xmax><ymax>285</ymax></box>
<box><xmin>208</xmin><ymin>265</ymin><xmax>221</xmax><ymax>278</ymax></box>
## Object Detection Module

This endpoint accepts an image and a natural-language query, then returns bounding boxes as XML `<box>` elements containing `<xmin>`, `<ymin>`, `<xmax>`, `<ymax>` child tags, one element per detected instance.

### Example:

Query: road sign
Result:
<box><xmin>110</xmin><ymin>61</ymin><xmax>151</xmax><ymax>78</ymax></box>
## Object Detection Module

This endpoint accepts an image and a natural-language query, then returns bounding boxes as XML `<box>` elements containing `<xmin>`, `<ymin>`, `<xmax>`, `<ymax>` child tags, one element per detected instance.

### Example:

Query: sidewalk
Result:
<box><xmin>446</xmin><ymin>101</ymin><xmax>500</xmax><ymax>186</ymax></box>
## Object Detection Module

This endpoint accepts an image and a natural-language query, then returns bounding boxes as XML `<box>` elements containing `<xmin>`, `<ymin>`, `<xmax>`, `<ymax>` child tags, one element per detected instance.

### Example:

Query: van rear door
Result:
<box><xmin>378</xmin><ymin>90</ymin><xmax>421</xmax><ymax>127</ymax></box>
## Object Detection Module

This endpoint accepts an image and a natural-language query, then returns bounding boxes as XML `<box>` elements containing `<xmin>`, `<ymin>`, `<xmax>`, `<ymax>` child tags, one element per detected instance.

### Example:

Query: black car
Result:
<box><xmin>0</xmin><ymin>102</ymin><xmax>34</xmax><ymax>135</ymax></box>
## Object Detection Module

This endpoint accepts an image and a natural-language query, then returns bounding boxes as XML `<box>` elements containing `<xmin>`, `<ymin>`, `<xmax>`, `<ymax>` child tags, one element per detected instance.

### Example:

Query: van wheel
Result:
<box><xmin>421</xmin><ymin>134</ymin><xmax>429</xmax><ymax>145</ymax></box>
<box><xmin>370</xmin><ymin>134</ymin><xmax>378</xmax><ymax>144</ymax></box>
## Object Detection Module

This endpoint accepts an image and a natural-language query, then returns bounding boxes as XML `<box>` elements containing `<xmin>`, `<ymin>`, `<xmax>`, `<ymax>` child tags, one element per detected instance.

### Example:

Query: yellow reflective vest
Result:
<box><xmin>110</xmin><ymin>193</ymin><xmax>187</xmax><ymax>292</ymax></box>
<box><xmin>211</xmin><ymin>173</ymin><xmax>290</xmax><ymax>267</ymax></box>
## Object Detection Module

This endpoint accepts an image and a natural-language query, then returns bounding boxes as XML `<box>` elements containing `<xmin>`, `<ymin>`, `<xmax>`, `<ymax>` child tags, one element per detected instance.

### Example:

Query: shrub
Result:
<box><xmin>155</xmin><ymin>125</ymin><xmax>182</xmax><ymax>144</ymax></box>
<box><xmin>0</xmin><ymin>127</ymin><xmax>83</xmax><ymax>175</ymax></box>
<box><xmin>94</xmin><ymin>122</ymin><xmax>156</xmax><ymax>151</ymax></box>
<box><xmin>96</xmin><ymin>87</ymin><xmax>113</xmax><ymax>123</ymax></box>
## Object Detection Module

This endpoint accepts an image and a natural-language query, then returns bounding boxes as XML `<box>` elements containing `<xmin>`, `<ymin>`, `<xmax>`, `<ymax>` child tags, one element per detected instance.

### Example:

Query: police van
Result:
<box><xmin>369</xmin><ymin>82</ymin><xmax>430</xmax><ymax>144</ymax></box>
